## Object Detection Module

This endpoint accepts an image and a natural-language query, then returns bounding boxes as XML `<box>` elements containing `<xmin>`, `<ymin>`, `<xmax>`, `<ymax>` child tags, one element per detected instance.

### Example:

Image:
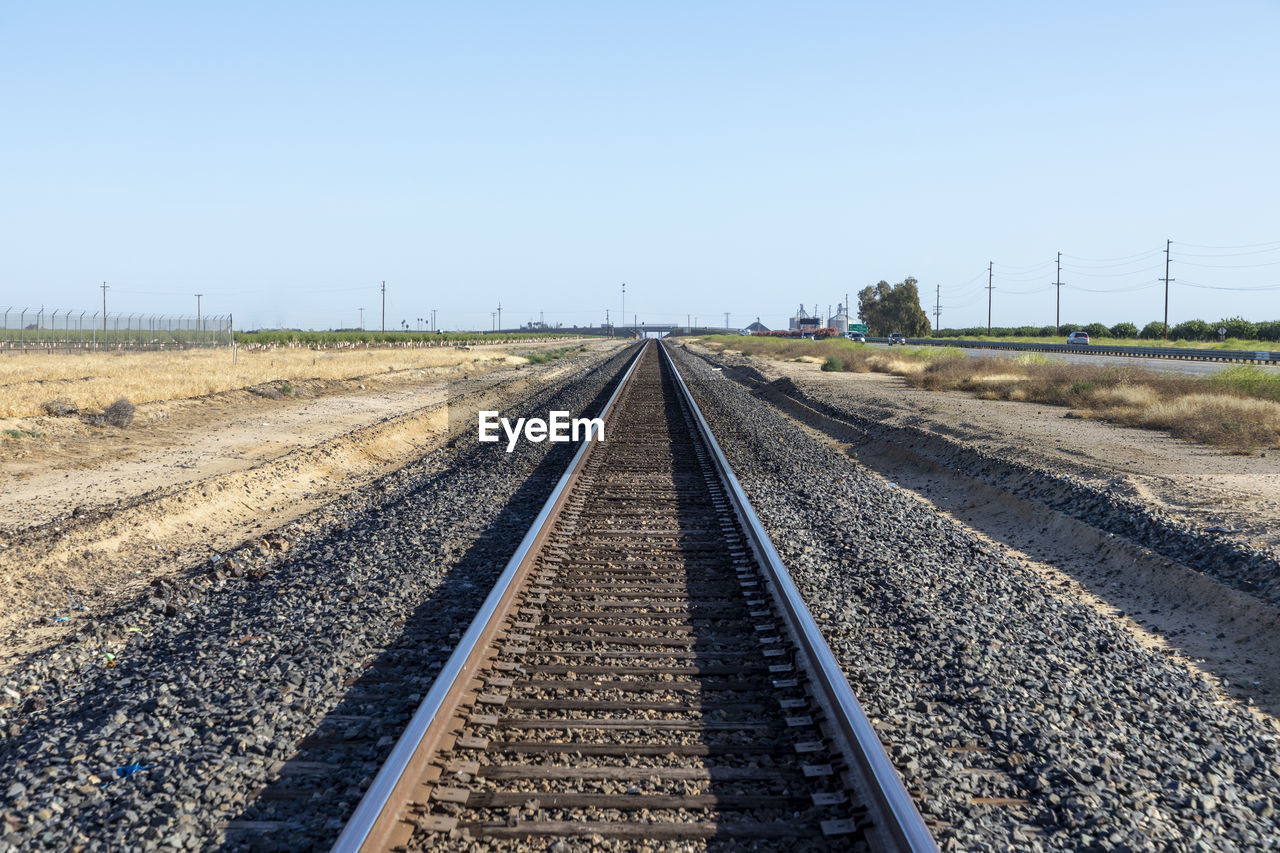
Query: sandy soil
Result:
<box><xmin>0</xmin><ymin>341</ymin><xmax>627</xmax><ymax>665</ymax></box>
<box><xmin>691</xmin><ymin>346</ymin><xmax>1280</xmax><ymax>720</ymax></box>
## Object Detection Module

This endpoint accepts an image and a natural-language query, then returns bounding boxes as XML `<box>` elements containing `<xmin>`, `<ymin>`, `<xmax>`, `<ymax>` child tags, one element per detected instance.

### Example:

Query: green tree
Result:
<box><xmin>1171</xmin><ymin>319</ymin><xmax>1212</xmax><ymax>341</ymax></box>
<box><xmin>1084</xmin><ymin>322</ymin><xmax>1110</xmax><ymax>338</ymax></box>
<box><xmin>1139</xmin><ymin>321</ymin><xmax>1168</xmax><ymax>339</ymax></box>
<box><xmin>857</xmin><ymin>277</ymin><xmax>931</xmax><ymax>337</ymax></box>
<box><xmin>1109</xmin><ymin>322</ymin><xmax>1138</xmax><ymax>339</ymax></box>
<box><xmin>1216</xmin><ymin>316</ymin><xmax>1258</xmax><ymax>340</ymax></box>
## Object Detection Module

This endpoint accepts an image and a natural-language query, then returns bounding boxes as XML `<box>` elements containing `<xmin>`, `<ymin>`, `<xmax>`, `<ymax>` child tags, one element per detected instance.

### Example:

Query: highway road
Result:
<box><xmin>869</xmin><ymin>342</ymin><xmax>1280</xmax><ymax>377</ymax></box>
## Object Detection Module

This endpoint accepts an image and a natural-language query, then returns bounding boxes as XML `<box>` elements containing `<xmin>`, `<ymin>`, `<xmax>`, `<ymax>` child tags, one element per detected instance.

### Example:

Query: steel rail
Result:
<box><xmin>330</xmin><ymin>342</ymin><xmax>646</xmax><ymax>853</ymax></box>
<box><xmin>661</xmin><ymin>341</ymin><xmax>940</xmax><ymax>853</ymax></box>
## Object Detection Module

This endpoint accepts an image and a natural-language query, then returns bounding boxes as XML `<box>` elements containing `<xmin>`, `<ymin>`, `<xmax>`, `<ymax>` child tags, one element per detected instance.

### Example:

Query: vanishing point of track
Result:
<box><xmin>333</xmin><ymin>341</ymin><xmax>936</xmax><ymax>851</ymax></box>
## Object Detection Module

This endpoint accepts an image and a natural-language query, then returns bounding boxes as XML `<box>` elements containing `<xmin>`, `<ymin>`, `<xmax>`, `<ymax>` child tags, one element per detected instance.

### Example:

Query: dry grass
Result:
<box><xmin>0</xmin><ymin>347</ymin><xmax>525</xmax><ymax>418</ymax></box>
<box><xmin>1134</xmin><ymin>395</ymin><xmax>1280</xmax><ymax>449</ymax></box>
<box><xmin>909</xmin><ymin>358</ymin><xmax>1280</xmax><ymax>452</ymax></box>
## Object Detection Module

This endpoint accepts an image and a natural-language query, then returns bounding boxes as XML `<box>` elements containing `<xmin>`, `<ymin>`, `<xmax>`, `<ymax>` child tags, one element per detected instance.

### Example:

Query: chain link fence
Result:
<box><xmin>0</xmin><ymin>308</ymin><xmax>232</xmax><ymax>352</ymax></box>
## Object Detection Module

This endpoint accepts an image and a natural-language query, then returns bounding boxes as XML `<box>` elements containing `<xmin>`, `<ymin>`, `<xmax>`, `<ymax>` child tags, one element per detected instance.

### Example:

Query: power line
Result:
<box><xmin>1177</xmin><ymin>239</ymin><xmax>1280</xmax><ymax>250</ymax></box>
<box><xmin>1062</xmin><ymin>248</ymin><xmax>1163</xmax><ymax>263</ymax></box>
<box><xmin>1061</xmin><ymin>265</ymin><xmax>1163</xmax><ymax>278</ymax></box>
<box><xmin>992</xmin><ymin>259</ymin><xmax>1055</xmax><ymax>273</ymax></box>
<box><xmin>1175</xmin><ymin>258</ymin><xmax>1280</xmax><ymax>269</ymax></box>
<box><xmin>1067</xmin><ymin>282</ymin><xmax>1162</xmax><ymax>293</ymax></box>
<box><xmin>1178</xmin><ymin>279</ymin><xmax>1280</xmax><ymax>291</ymax></box>
<box><xmin>1176</xmin><ymin>245</ymin><xmax>1280</xmax><ymax>258</ymax></box>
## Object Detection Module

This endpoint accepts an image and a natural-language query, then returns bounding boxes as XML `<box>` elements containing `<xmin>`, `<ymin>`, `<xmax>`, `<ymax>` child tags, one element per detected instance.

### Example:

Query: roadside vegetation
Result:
<box><xmin>699</xmin><ymin>335</ymin><xmax>1280</xmax><ymax>452</ymax></box>
<box><xmin>934</xmin><ymin>317</ymin><xmax>1280</xmax><ymax>348</ymax></box>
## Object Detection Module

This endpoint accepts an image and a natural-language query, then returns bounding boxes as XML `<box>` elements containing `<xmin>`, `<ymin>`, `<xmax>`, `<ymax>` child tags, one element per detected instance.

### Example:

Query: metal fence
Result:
<box><xmin>0</xmin><ymin>308</ymin><xmax>232</xmax><ymax>352</ymax></box>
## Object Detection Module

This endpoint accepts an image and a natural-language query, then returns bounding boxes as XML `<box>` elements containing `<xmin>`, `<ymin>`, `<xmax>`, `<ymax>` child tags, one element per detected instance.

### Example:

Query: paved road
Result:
<box><xmin>870</xmin><ymin>343</ymin><xmax>1280</xmax><ymax>377</ymax></box>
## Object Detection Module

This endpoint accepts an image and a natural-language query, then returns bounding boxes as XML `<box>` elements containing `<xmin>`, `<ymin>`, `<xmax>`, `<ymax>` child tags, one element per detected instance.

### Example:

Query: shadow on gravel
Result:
<box><xmin>216</xmin><ymin>348</ymin><xmax>637</xmax><ymax>853</ymax></box>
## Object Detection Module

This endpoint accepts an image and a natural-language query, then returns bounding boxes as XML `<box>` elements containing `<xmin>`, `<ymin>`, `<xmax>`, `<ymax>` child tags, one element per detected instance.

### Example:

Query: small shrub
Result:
<box><xmin>820</xmin><ymin>356</ymin><xmax>844</xmax><ymax>372</ymax></box>
<box><xmin>86</xmin><ymin>397</ymin><xmax>135</xmax><ymax>428</ymax></box>
<box><xmin>41</xmin><ymin>398</ymin><xmax>78</xmax><ymax>417</ymax></box>
<box><xmin>103</xmin><ymin>398</ymin><xmax>135</xmax><ymax>428</ymax></box>
<box><xmin>1068</xmin><ymin>380</ymin><xmax>1095</xmax><ymax>396</ymax></box>
<box><xmin>251</xmin><ymin>385</ymin><xmax>282</xmax><ymax>400</ymax></box>
<box><xmin>278</xmin><ymin>383</ymin><xmax>294</xmax><ymax>396</ymax></box>
<box><xmin>3</xmin><ymin>428</ymin><xmax>41</xmax><ymax>439</ymax></box>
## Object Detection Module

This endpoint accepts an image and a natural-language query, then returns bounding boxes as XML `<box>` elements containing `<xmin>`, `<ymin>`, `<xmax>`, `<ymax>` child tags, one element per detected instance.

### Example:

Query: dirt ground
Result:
<box><xmin>0</xmin><ymin>341</ymin><xmax>627</xmax><ymax>666</ymax></box>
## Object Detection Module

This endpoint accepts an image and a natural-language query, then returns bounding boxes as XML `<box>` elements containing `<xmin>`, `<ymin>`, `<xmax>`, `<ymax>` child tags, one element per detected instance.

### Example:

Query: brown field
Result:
<box><xmin>0</xmin><ymin>346</ymin><xmax>540</xmax><ymax>418</ymax></box>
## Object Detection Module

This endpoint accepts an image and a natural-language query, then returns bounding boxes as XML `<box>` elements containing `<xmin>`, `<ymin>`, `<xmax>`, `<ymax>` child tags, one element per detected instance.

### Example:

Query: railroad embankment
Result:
<box><xmin>674</xmin><ymin>342</ymin><xmax>1280</xmax><ymax>851</ymax></box>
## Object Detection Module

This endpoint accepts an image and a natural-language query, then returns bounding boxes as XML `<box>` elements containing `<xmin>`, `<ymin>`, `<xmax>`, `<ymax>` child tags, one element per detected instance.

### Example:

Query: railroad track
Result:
<box><xmin>333</xmin><ymin>341</ymin><xmax>935</xmax><ymax>851</ymax></box>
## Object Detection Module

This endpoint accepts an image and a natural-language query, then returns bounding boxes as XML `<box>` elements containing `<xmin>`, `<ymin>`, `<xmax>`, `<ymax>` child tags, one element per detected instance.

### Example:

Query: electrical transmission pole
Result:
<box><xmin>1160</xmin><ymin>239</ymin><xmax>1174</xmax><ymax>338</ymax></box>
<box><xmin>934</xmin><ymin>284</ymin><xmax>941</xmax><ymax>331</ymax></box>
<box><xmin>195</xmin><ymin>294</ymin><xmax>203</xmax><ymax>344</ymax></box>
<box><xmin>359</xmin><ymin>307</ymin><xmax>364</xmax><ymax>330</ymax></box>
<box><xmin>724</xmin><ymin>312</ymin><xmax>729</xmax><ymax>330</ymax></box>
<box><xmin>1054</xmin><ymin>252</ymin><xmax>1063</xmax><ymax>335</ymax></box>
<box><xmin>381</xmin><ymin>281</ymin><xmax>386</xmax><ymax>333</ymax></box>
<box><xmin>497</xmin><ymin>301</ymin><xmax>502</xmax><ymax>332</ymax></box>
<box><xmin>101</xmin><ymin>282</ymin><xmax>109</xmax><ymax>331</ymax></box>
<box><xmin>986</xmin><ymin>262</ymin><xmax>993</xmax><ymax>335</ymax></box>
<box><xmin>621</xmin><ymin>283</ymin><xmax>625</xmax><ymax>335</ymax></box>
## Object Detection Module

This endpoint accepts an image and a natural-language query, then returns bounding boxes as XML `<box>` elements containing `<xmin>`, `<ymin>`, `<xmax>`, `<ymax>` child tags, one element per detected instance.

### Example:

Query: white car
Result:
<box><xmin>1067</xmin><ymin>331</ymin><xmax>1090</xmax><ymax>345</ymax></box>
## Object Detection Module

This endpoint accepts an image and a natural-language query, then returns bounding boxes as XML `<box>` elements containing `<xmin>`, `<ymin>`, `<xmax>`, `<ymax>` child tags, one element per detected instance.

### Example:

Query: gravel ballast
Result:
<box><xmin>669</xmin><ymin>343</ymin><xmax>1280</xmax><ymax>852</ymax></box>
<box><xmin>0</xmin><ymin>344</ymin><xmax>639</xmax><ymax>852</ymax></box>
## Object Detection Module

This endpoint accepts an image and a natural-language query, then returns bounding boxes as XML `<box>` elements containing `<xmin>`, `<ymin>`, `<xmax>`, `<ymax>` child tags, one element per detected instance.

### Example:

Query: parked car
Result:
<box><xmin>888</xmin><ymin>332</ymin><xmax>907</xmax><ymax>345</ymax></box>
<box><xmin>1067</xmin><ymin>331</ymin><xmax>1090</xmax><ymax>345</ymax></box>
<box><xmin>800</xmin><ymin>331</ymin><xmax>815</xmax><ymax>340</ymax></box>
<box><xmin>846</xmin><ymin>332</ymin><xmax>866</xmax><ymax>342</ymax></box>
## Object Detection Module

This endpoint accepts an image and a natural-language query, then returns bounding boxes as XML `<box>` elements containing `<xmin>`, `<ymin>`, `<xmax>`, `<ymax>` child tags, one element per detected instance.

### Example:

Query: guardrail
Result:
<box><xmin>866</xmin><ymin>337</ymin><xmax>1280</xmax><ymax>364</ymax></box>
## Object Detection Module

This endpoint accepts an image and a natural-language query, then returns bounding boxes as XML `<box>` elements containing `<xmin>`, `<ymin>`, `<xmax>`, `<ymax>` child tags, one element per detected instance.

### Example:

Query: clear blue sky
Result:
<box><xmin>3</xmin><ymin>1</ymin><xmax>1278</xmax><ymax>331</ymax></box>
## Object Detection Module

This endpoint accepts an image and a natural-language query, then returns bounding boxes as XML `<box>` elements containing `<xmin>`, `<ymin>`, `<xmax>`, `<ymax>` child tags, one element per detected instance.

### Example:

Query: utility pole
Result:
<box><xmin>986</xmin><ymin>262</ymin><xmax>994</xmax><ymax>335</ymax></box>
<box><xmin>359</xmin><ymin>307</ymin><xmax>365</xmax><ymax>330</ymax></box>
<box><xmin>195</xmin><ymin>294</ymin><xmax>202</xmax><ymax>343</ymax></box>
<box><xmin>606</xmin><ymin>309</ymin><xmax>610</xmax><ymax>335</ymax></box>
<box><xmin>431</xmin><ymin>309</ymin><xmax>436</xmax><ymax>332</ymax></box>
<box><xmin>724</xmin><ymin>312</ymin><xmax>729</xmax><ymax>330</ymax></box>
<box><xmin>381</xmin><ymin>282</ymin><xmax>386</xmax><ymax>333</ymax></box>
<box><xmin>101</xmin><ymin>282</ymin><xmax>109</xmax><ymax>332</ymax></box>
<box><xmin>1160</xmin><ymin>239</ymin><xmax>1174</xmax><ymax>338</ymax></box>
<box><xmin>621</xmin><ymin>283</ymin><xmax>626</xmax><ymax>334</ymax></box>
<box><xmin>687</xmin><ymin>313</ymin><xmax>691</xmax><ymax>334</ymax></box>
<box><xmin>934</xmin><ymin>284</ymin><xmax>941</xmax><ymax>331</ymax></box>
<box><xmin>1053</xmin><ymin>252</ymin><xmax>1063</xmax><ymax>335</ymax></box>
<box><xmin>497</xmin><ymin>301</ymin><xmax>502</xmax><ymax>332</ymax></box>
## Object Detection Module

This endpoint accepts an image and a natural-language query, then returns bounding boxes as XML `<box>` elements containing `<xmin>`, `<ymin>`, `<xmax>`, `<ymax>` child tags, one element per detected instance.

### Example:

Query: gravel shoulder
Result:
<box><xmin>670</xmin><ymin>343</ymin><xmax>1280</xmax><ymax>852</ymax></box>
